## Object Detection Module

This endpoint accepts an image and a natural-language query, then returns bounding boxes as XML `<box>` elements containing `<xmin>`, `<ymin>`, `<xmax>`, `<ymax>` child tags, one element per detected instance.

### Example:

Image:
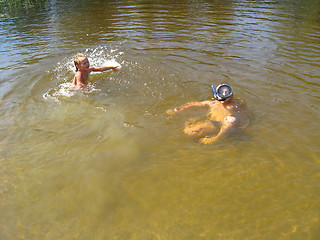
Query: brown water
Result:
<box><xmin>0</xmin><ymin>0</ymin><xmax>319</xmax><ymax>239</ymax></box>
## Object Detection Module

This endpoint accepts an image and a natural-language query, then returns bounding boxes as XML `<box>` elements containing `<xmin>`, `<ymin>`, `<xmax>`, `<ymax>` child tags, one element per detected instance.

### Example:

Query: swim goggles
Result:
<box><xmin>211</xmin><ymin>83</ymin><xmax>233</xmax><ymax>101</ymax></box>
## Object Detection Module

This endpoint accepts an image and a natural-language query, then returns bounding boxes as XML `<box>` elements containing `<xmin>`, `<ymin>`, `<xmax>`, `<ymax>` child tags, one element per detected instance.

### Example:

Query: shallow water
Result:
<box><xmin>0</xmin><ymin>0</ymin><xmax>319</xmax><ymax>239</ymax></box>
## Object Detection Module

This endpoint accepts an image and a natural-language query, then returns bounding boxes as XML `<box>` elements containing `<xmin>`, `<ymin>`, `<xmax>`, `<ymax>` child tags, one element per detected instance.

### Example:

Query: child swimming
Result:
<box><xmin>166</xmin><ymin>83</ymin><xmax>250</xmax><ymax>144</ymax></box>
<box><xmin>72</xmin><ymin>53</ymin><xmax>120</xmax><ymax>89</ymax></box>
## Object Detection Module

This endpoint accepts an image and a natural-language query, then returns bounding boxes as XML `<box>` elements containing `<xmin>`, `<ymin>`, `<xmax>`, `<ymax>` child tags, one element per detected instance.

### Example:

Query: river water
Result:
<box><xmin>0</xmin><ymin>0</ymin><xmax>319</xmax><ymax>239</ymax></box>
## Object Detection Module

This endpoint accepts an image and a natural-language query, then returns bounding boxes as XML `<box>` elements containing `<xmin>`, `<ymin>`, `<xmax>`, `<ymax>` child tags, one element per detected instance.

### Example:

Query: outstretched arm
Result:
<box><xmin>166</xmin><ymin>101</ymin><xmax>212</xmax><ymax>116</ymax></box>
<box><xmin>90</xmin><ymin>65</ymin><xmax>119</xmax><ymax>72</ymax></box>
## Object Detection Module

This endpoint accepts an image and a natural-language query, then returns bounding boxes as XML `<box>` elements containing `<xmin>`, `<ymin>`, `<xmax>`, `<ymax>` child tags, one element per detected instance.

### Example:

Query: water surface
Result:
<box><xmin>0</xmin><ymin>0</ymin><xmax>319</xmax><ymax>239</ymax></box>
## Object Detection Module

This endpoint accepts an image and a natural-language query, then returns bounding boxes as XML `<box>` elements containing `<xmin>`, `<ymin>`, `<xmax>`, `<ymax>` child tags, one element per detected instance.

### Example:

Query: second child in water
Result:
<box><xmin>166</xmin><ymin>83</ymin><xmax>250</xmax><ymax>144</ymax></box>
<box><xmin>72</xmin><ymin>53</ymin><xmax>120</xmax><ymax>89</ymax></box>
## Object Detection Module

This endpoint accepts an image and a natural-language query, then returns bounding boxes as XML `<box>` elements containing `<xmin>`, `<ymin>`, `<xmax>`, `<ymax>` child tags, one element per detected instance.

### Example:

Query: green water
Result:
<box><xmin>0</xmin><ymin>0</ymin><xmax>319</xmax><ymax>239</ymax></box>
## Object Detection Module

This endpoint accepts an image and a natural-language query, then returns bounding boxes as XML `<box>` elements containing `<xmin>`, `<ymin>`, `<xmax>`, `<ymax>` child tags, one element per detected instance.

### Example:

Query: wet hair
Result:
<box><xmin>74</xmin><ymin>53</ymin><xmax>87</xmax><ymax>72</ymax></box>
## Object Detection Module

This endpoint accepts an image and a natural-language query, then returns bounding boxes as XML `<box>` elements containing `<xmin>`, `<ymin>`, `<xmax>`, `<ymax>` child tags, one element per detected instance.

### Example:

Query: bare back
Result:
<box><xmin>208</xmin><ymin>99</ymin><xmax>249</xmax><ymax>128</ymax></box>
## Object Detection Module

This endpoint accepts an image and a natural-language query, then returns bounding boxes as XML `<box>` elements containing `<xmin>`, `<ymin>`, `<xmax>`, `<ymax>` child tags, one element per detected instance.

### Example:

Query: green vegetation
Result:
<box><xmin>0</xmin><ymin>0</ymin><xmax>47</xmax><ymax>16</ymax></box>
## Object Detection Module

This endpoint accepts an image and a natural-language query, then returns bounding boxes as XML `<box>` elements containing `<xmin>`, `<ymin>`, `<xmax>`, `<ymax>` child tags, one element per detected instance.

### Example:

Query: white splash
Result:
<box><xmin>43</xmin><ymin>82</ymin><xmax>99</xmax><ymax>102</ymax></box>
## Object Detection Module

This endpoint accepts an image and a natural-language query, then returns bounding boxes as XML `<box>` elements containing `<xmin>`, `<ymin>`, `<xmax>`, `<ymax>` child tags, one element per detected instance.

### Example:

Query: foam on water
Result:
<box><xmin>43</xmin><ymin>82</ymin><xmax>100</xmax><ymax>102</ymax></box>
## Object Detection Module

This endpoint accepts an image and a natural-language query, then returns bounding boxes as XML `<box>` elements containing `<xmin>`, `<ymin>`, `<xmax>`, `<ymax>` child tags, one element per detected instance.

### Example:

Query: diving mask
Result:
<box><xmin>211</xmin><ymin>83</ymin><xmax>233</xmax><ymax>101</ymax></box>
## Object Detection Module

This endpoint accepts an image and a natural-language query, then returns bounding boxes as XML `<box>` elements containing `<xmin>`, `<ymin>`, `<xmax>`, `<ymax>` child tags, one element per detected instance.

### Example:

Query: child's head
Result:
<box><xmin>74</xmin><ymin>54</ymin><xmax>88</xmax><ymax>71</ymax></box>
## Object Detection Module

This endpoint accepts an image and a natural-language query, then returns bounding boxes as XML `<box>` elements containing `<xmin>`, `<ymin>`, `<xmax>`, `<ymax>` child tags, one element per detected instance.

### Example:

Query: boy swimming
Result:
<box><xmin>166</xmin><ymin>83</ymin><xmax>250</xmax><ymax>144</ymax></box>
<box><xmin>72</xmin><ymin>53</ymin><xmax>119</xmax><ymax>89</ymax></box>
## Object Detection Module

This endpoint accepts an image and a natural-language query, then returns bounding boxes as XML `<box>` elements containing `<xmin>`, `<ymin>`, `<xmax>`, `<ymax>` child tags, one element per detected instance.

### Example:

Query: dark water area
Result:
<box><xmin>0</xmin><ymin>0</ymin><xmax>319</xmax><ymax>239</ymax></box>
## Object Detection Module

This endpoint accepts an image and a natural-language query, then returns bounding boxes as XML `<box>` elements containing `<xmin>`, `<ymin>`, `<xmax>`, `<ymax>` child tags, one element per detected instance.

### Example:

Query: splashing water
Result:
<box><xmin>43</xmin><ymin>46</ymin><xmax>123</xmax><ymax>102</ymax></box>
<box><xmin>43</xmin><ymin>82</ymin><xmax>101</xmax><ymax>102</ymax></box>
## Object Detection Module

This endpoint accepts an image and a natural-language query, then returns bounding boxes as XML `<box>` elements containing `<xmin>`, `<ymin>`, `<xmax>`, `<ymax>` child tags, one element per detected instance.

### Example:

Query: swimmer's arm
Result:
<box><xmin>199</xmin><ymin>136</ymin><xmax>217</xmax><ymax>144</ymax></box>
<box><xmin>199</xmin><ymin>129</ymin><xmax>223</xmax><ymax>144</ymax></box>
<box><xmin>166</xmin><ymin>101</ymin><xmax>210</xmax><ymax>115</ymax></box>
<box><xmin>90</xmin><ymin>66</ymin><xmax>119</xmax><ymax>72</ymax></box>
<box><xmin>76</xmin><ymin>82</ymin><xmax>86</xmax><ymax>89</ymax></box>
<box><xmin>72</xmin><ymin>76</ymin><xmax>76</xmax><ymax>86</ymax></box>
<box><xmin>199</xmin><ymin>121</ymin><xmax>233</xmax><ymax>144</ymax></box>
